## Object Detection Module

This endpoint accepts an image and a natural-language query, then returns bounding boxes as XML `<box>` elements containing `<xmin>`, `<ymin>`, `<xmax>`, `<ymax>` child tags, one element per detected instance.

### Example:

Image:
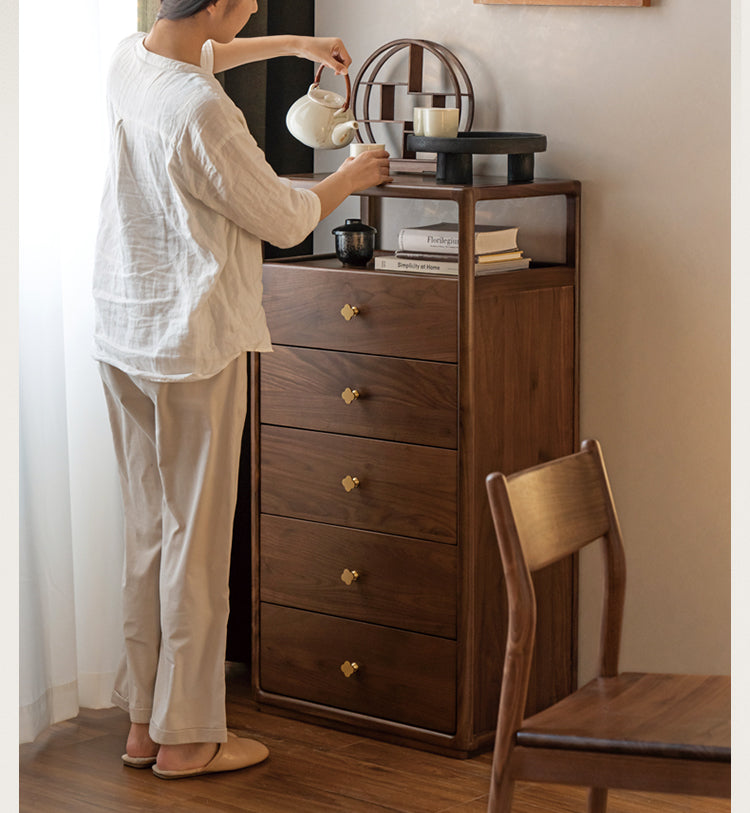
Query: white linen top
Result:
<box><xmin>92</xmin><ymin>33</ymin><xmax>321</xmax><ymax>381</ymax></box>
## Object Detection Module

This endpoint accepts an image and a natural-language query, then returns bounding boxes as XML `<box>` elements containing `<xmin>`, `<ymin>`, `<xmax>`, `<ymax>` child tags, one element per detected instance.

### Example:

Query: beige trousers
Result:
<box><xmin>99</xmin><ymin>355</ymin><xmax>247</xmax><ymax>745</ymax></box>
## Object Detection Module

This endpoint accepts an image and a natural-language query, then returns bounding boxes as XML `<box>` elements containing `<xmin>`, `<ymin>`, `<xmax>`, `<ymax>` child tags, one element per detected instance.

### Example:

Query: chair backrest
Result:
<box><xmin>485</xmin><ymin>439</ymin><xmax>627</xmax><ymax>687</ymax></box>
<box><xmin>501</xmin><ymin>439</ymin><xmax>615</xmax><ymax>572</ymax></box>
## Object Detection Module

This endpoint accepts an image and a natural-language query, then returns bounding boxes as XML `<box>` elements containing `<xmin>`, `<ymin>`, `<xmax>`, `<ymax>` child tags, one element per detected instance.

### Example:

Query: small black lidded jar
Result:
<box><xmin>332</xmin><ymin>218</ymin><xmax>377</xmax><ymax>267</ymax></box>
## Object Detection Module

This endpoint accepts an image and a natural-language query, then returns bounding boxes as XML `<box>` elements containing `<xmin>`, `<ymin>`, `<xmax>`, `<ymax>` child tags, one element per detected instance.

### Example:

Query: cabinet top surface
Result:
<box><xmin>285</xmin><ymin>173</ymin><xmax>580</xmax><ymax>200</ymax></box>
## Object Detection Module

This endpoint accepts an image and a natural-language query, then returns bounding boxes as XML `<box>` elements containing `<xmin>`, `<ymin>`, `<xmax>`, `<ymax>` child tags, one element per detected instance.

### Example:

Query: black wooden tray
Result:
<box><xmin>406</xmin><ymin>131</ymin><xmax>547</xmax><ymax>184</ymax></box>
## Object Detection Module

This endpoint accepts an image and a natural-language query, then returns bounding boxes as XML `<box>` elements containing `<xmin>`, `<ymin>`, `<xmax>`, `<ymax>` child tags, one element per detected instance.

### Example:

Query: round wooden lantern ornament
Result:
<box><xmin>351</xmin><ymin>39</ymin><xmax>475</xmax><ymax>162</ymax></box>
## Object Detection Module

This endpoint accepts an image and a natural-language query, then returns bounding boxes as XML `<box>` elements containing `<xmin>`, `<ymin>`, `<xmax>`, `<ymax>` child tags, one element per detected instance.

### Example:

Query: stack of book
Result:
<box><xmin>374</xmin><ymin>222</ymin><xmax>531</xmax><ymax>275</ymax></box>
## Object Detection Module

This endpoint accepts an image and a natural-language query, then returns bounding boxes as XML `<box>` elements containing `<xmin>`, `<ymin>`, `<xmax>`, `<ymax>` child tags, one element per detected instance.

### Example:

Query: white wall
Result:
<box><xmin>314</xmin><ymin>0</ymin><xmax>731</xmax><ymax>680</ymax></box>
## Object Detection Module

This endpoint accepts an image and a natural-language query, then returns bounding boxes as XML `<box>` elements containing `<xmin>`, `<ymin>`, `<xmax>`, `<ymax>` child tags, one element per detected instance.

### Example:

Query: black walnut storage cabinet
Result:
<box><xmin>249</xmin><ymin>172</ymin><xmax>580</xmax><ymax>757</ymax></box>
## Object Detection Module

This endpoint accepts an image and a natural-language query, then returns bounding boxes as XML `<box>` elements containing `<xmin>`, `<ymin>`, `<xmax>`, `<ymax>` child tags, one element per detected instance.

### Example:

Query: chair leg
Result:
<box><xmin>587</xmin><ymin>787</ymin><xmax>608</xmax><ymax>813</ymax></box>
<box><xmin>487</xmin><ymin>770</ymin><xmax>515</xmax><ymax>812</ymax></box>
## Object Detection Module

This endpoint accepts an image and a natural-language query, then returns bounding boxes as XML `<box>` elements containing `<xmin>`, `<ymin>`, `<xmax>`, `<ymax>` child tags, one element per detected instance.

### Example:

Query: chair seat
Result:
<box><xmin>517</xmin><ymin>673</ymin><xmax>730</xmax><ymax>762</ymax></box>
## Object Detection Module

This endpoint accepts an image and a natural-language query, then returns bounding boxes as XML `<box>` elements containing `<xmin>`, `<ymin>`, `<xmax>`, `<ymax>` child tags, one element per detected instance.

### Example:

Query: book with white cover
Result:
<box><xmin>397</xmin><ymin>222</ymin><xmax>519</xmax><ymax>255</ymax></box>
<box><xmin>374</xmin><ymin>255</ymin><xmax>531</xmax><ymax>275</ymax></box>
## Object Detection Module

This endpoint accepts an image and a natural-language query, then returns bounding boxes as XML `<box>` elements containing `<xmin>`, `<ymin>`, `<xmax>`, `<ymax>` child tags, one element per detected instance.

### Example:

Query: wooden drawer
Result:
<box><xmin>260</xmin><ymin>603</ymin><xmax>457</xmax><ymax>732</ymax></box>
<box><xmin>260</xmin><ymin>426</ymin><xmax>457</xmax><ymax>543</ymax></box>
<box><xmin>260</xmin><ymin>515</ymin><xmax>457</xmax><ymax>638</ymax></box>
<box><xmin>262</xmin><ymin>261</ymin><xmax>457</xmax><ymax>362</ymax></box>
<box><xmin>260</xmin><ymin>346</ymin><xmax>457</xmax><ymax>448</ymax></box>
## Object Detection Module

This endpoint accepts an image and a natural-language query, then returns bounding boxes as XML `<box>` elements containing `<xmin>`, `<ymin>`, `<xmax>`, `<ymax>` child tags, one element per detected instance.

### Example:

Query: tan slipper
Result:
<box><xmin>152</xmin><ymin>733</ymin><xmax>269</xmax><ymax>780</ymax></box>
<box><xmin>121</xmin><ymin>753</ymin><xmax>158</xmax><ymax>769</ymax></box>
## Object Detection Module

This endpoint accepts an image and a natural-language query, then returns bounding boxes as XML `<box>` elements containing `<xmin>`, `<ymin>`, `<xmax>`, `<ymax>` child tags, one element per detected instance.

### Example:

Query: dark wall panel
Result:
<box><xmin>226</xmin><ymin>0</ymin><xmax>315</xmax><ymax>663</ymax></box>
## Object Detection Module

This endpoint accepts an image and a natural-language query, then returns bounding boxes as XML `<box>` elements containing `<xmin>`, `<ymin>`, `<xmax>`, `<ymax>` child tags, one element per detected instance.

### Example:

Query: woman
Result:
<box><xmin>93</xmin><ymin>0</ymin><xmax>390</xmax><ymax>780</ymax></box>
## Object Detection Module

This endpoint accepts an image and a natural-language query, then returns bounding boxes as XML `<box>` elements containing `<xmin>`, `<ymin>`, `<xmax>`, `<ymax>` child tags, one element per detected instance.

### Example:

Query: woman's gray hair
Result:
<box><xmin>156</xmin><ymin>0</ymin><xmax>217</xmax><ymax>20</ymax></box>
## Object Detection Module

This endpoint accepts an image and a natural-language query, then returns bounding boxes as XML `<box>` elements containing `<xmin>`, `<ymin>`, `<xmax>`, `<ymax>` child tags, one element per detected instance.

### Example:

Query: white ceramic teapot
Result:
<box><xmin>286</xmin><ymin>65</ymin><xmax>359</xmax><ymax>150</ymax></box>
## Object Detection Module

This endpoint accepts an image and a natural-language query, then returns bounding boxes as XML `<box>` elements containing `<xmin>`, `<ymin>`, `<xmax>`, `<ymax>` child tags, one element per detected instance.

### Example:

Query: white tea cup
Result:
<box><xmin>349</xmin><ymin>142</ymin><xmax>386</xmax><ymax>157</ymax></box>
<box><xmin>423</xmin><ymin>107</ymin><xmax>460</xmax><ymax>138</ymax></box>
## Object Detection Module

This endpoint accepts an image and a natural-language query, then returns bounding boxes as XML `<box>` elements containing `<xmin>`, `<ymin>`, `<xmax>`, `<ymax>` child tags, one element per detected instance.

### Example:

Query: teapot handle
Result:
<box><xmin>313</xmin><ymin>64</ymin><xmax>352</xmax><ymax>113</ymax></box>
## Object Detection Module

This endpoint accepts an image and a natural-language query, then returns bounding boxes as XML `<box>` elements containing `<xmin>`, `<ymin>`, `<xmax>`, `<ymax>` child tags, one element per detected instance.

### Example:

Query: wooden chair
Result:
<box><xmin>484</xmin><ymin>439</ymin><xmax>730</xmax><ymax>812</ymax></box>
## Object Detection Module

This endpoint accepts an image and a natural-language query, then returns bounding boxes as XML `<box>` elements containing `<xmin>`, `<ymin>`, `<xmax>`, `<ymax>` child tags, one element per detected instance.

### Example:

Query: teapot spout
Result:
<box><xmin>332</xmin><ymin>120</ymin><xmax>359</xmax><ymax>148</ymax></box>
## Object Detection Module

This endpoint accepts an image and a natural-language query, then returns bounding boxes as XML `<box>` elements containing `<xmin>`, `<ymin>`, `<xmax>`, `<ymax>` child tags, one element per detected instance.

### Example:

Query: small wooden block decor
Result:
<box><xmin>475</xmin><ymin>0</ymin><xmax>650</xmax><ymax>5</ymax></box>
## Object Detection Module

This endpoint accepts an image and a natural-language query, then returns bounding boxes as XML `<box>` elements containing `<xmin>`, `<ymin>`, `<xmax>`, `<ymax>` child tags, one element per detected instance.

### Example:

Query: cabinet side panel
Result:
<box><xmin>227</xmin><ymin>354</ymin><xmax>255</xmax><ymax>662</ymax></box>
<box><xmin>470</xmin><ymin>279</ymin><xmax>577</xmax><ymax>737</ymax></box>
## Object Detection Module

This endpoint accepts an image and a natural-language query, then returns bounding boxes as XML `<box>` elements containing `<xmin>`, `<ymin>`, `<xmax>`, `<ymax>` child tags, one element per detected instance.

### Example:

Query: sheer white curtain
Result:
<box><xmin>19</xmin><ymin>1</ymin><xmax>136</xmax><ymax>743</ymax></box>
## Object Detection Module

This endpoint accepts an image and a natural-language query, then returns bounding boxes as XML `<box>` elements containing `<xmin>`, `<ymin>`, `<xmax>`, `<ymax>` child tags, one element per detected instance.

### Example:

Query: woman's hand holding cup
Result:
<box><xmin>341</xmin><ymin>146</ymin><xmax>392</xmax><ymax>190</ymax></box>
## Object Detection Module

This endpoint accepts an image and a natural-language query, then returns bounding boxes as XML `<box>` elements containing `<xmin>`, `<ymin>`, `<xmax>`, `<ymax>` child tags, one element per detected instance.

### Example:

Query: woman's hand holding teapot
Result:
<box><xmin>292</xmin><ymin>36</ymin><xmax>352</xmax><ymax>75</ymax></box>
<box><xmin>209</xmin><ymin>34</ymin><xmax>351</xmax><ymax>75</ymax></box>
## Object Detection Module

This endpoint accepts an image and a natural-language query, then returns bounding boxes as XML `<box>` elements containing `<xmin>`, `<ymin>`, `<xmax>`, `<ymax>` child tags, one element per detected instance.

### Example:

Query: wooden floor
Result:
<box><xmin>20</xmin><ymin>664</ymin><xmax>729</xmax><ymax>812</ymax></box>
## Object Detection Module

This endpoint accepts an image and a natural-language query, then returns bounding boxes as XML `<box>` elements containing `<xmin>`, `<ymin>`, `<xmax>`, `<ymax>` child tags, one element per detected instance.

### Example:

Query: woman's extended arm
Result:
<box><xmin>211</xmin><ymin>34</ymin><xmax>351</xmax><ymax>74</ymax></box>
<box><xmin>310</xmin><ymin>151</ymin><xmax>392</xmax><ymax>220</ymax></box>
